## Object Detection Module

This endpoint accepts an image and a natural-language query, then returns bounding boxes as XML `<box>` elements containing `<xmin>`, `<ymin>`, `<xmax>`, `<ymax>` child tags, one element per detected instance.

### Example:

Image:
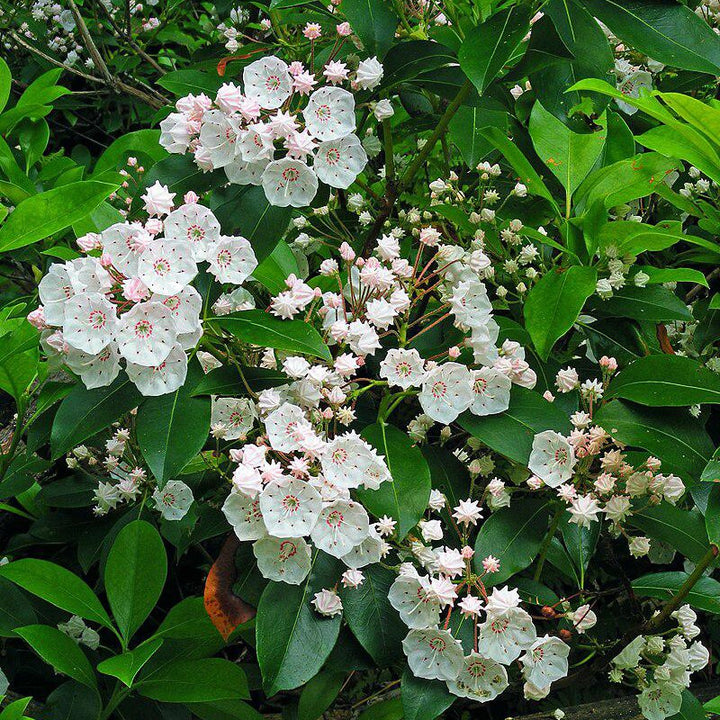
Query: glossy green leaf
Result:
<box><xmin>606</xmin><ymin>355</ymin><xmax>720</xmax><ymax>406</ymax></box>
<box><xmin>629</xmin><ymin>504</ymin><xmax>710</xmax><ymax>562</ymax></box>
<box><xmin>459</xmin><ymin>6</ymin><xmax>531</xmax><ymax>93</ymax></box>
<box><xmin>357</xmin><ymin>423</ymin><xmax>431</xmax><ymax>539</ymax></box>
<box><xmin>705</xmin><ymin>484</ymin><xmax>720</xmax><ymax>546</ymax></box>
<box><xmin>582</xmin><ymin>0</ymin><xmax>720</xmax><ymax>74</ymax></box>
<box><xmin>589</xmin><ymin>285</ymin><xmax>692</xmax><ymax>323</ymax></box>
<box><xmin>209</xmin><ymin>310</ymin><xmax>332</xmax><ymax>362</ymax></box>
<box><xmin>137</xmin><ymin>658</ymin><xmax>249</xmax><ymax>702</ymax></box>
<box><xmin>459</xmin><ymin>386</ymin><xmax>572</xmax><ymax>465</ymax></box>
<box><xmin>93</xmin><ymin>130</ymin><xmax>167</xmax><ymax>174</ymax></box>
<box><xmin>448</xmin><ymin>101</ymin><xmax>508</xmax><ymax>167</ymax></box>
<box><xmin>341</xmin><ymin>564</ymin><xmax>405</xmax><ymax>667</ymax></box>
<box><xmin>633</xmin><ymin>572</ymin><xmax>720</xmax><ymax>614</ymax></box>
<box><xmin>0</xmin><ymin>559</ymin><xmax>112</xmax><ymax>628</ymax></box>
<box><xmin>473</xmin><ymin>500</ymin><xmax>553</xmax><ymax>585</ymax></box>
<box><xmin>524</xmin><ymin>265</ymin><xmax>597</xmax><ymax>360</ymax></box>
<box><xmin>0</xmin><ymin>179</ymin><xmax>120</xmax><ymax>252</ymax></box>
<box><xmin>529</xmin><ymin>102</ymin><xmax>606</xmax><ymax>195</ymax></box>
<box><xmin>594</xmin><ymin>400</ymin><xmax>714</xmax><ymax>481</ymax></box>
<box><xmin>16</xmin><ymin>625</ymin><xmax>96</xmax><ymax>689</ymax></box>
<box><xmin>256</xmin><ymin>552</ymin><xmax>342</xmax><ymax>696</ymax></box>
<box><xmin>298</xmin><ymin>672</ymin><xmax>346</xmax><ymax>720</ymax></box>
<box><xmin>105</xmin><ymin>521</ymin><xmax>167</xmax><ymax>641</ymax></box>
<box><xmin>136</xmin><ymin>366</ymin><xmax>210</xmax><ymax>486</ymax></box>
<box><xmin>339</xmin><ymin>0</ymin><xmax>398</xmax><ymax>58</ymax></box>
<box><xmin>50</xmin><ymin>376</ymin><xmax>143</xmax><ymax>460</ymax></box>
<box><xmin>401</xmin><ymin>672</ymin><xmax>454</xmax><ymax>720</ymax></box>
<box><xmin>97</xmin><ymin>638</ymin><xmax>164</xmax><ymax>687</ymax></box>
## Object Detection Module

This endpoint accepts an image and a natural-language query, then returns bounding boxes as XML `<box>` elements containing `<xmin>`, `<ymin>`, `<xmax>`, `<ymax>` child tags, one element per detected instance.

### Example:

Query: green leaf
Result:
<box><xmin>0</xmin><ymin>577</ymin><xmax>37</xmax><ymax>637</ymax></box>
<box><xmin>459</xmin><ymin>6</ymin><xmax>531</xmax><ymax>94</ymax></box>
<box><xmin>93</xmin><ymin>130</ymin><xmax>167</xmax><ymax>174</ymax></box>
<box><xmin>209</xmin><ymin>310</ymin><xmax>332</xmax><ymax>362</ymax></box>
<box><xmin>629</xmin><ymin>504</ymin><xmax>710</xmax><ymax>563</ymax></box>
<box><xmin>359</xmin><ymin>698</ymin><xmax>403</xmax><ymax>720</ymax></box>
<box><xmin>671</xmin><ymin>691</ymin><xmax>706</xmax><ymax>720</ymax></box>
<box><xmin>0</xmin><ymin>57</ymin><xmax>10</xmax><ymax>113</ymax></box>
<box><xmin>0</xmin><ymin>321</ymin><xmax>39</xmax><ymax>403</ymax></box>
<box><xmin>635</xmin><ymin>267</ymin><xmax>709</xmax><ymax>287</ymax></box>
<box><xmin>582</xmin><ymin>0</ymin><xmax>720</xmax><ymax>75</ymax></box>
<box><xmin>192</xmin><ymin>365</ymin><xmax>287</xmax><ymax>397</ymax></box>
<box><xmin>458</xmin><ymin>386</ymin><xmax>572</xmax><ymax>465</ymax></box>
<box><xmin>298</xmin><ymin>672</ymin><xmax>346</xmax><ymax>720</ymax></box>
<box><xmin>606</xmin><ymin>355</ymin><xmax>720</xmax><ymax>406</ymax></box>
<box><xmin>480</xmin><ymin>126</ymin><xmax>560</xmax><ymax>214</ymax></box>
<box><xmin>401</xmin><ymin>672</ymin><xmax>454</xmax><ymax>720</ymax></box>
<box><xmin>339</xmin><ymin>0</ymin><xmax>398</xmax><ymax>58</ymax></box>
<box><xmin>356</xmin><ymin>423</ymin><xmax>431</xmax><ymax>539</ymax></box>
<box><xmin>137</xmin><ymin>658</ymin><xmax>249</xmax><ymax>702</ymax></box>
<box><xmin>705</xmin><ymin>484</ymin><xmax>720</xmax><ymax>547</ymax></box>
<box><xmin>473</xmin><ymin>499</ymin><xmax>553</xmax><ymax>586</ymax></box>
<box><xmin>97</xmin><ymin>638</ymin><xmax>163</xmax><ymax>687</ymax></box>
<box><xmin>524</xmin><ymin>265</ymin><xmax>597</xmax><ymax>360</ymax></box>
<box><xmin>0</xmin><ymin>179</ymin><xmax>120</xmax><ymax>252</ymax></box>
<box><xmin>157</xmin><ymin>69</ymin><xmax>225</xmax><ymax>97</ymax></box>
<box><xmin>589</xmin><ymin>285</ymin><xmax>692</xmax><ymax>323</ymax></box>
<box><xmin>382</xmin><ymin>41</ymin><xmax>457</xmax><ymax>89</ymax></box>
<box><xmin>533</xmin><ymin>0</ymin><xmax>614</xmax><ymax>127</ymax></box>
<box><xmin>43</xmin><ymin>682</ymin><xmax>101</xmax><ymax>720</ymax></box>
<box><xmin>594</xmin><ymin>400</ymin><xmax>714</xmax><ymax>482</ymax></box>
<box><xmin>341</xmin><ymin>564</ymin><xmax>405</xmax><ymax>667</ymax></box>
<box><xmin>576</xmin><ymin>152</ymin><xmax>679</xmax><ymax>211</ymax></box>
<box><xmin>16</xmin><ymin>625</ymin><xmax>96</xmax><ymax>689</ymax></box>
<box><xmin>105</xmin><ymin>521</ymin><xmax>167</xmax><ymax>642</ymax></box>
<box><xmin>632</xmin><ymin>572</ymin><xmax>720</xmax><ymax>614</ymax></box>
<box><xmin>51</xmin><ymin>376</ymin><xmax>143</xmax><ymax>460</ymax></box>
<box><xmin>448</xmin><ymin>101</ymin><xmax>508</xmax><ymax>167</ymax></box>
<box><xmin>252</xmin><ymin>239</ymin><xmax>300</xmax><ymax>294</ymax></box>
<box><xmin>529</xmin><ymin>102</ymin><xmax>606</xmax><ymax>196</ymax></box>
<box><xmin>560</xmin><ymin>512</ymin><xmax>600</xmax><ymax>587</ymax></box>
<box><xmin>187</xmin><ymin>700</ymin><xmax>264</xmax><ymax>720</ymax></box>
<box><xmin>136</xmin><ymin>367</ymin><xmax>210</xmax><ymax>486</ymax></box>
<box><xmin>256</xmin><ymin>552</ymin><xmax>342</xmax><ymax>696</ymax></box>
<box><xmin>210</xmin><ymin>185</ymin><xmax>293</xmax><ymax>264</ymax></box>
<box><xmin>0</xmin><ymin>559</ymin><xmax>112</xmax><ymax>628</ymax></box>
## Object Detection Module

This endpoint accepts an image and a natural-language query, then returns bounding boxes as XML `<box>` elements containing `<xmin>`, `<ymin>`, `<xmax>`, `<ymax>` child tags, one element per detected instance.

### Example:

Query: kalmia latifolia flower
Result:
<box><xmin>159</xmin><ymin>54</ymin><xmax>379</xmax><ymax>206</ymax></box>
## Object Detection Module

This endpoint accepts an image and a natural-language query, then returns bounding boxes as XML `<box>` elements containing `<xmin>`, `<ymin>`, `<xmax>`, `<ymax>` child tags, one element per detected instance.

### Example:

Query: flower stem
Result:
<box><xmin>533</xmin><ymin>505</ymin><xmax>564</xmax><ymax>582</ymax></box>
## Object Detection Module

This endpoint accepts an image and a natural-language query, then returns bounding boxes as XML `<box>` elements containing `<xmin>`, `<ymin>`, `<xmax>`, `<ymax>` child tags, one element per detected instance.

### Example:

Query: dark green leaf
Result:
<box><xmin>105</xmin><ymin>520</ymin><xmax>167</xmax><ymax>641</ymax></box>
<box><xmin>473</xmin><ymin>499</ymin><xmax>553</xmax><ymax>585</ymax></box>
<box><xmin>594</xmin><ymin>400</ymin><xmax>713</xmax><ymax>481</ymax></box>
<box><xmin>401</xmin><ymin>671</ymin><xmax>454</xmax><ymax>720</ymax></box>
<box><xmin>0</xmin><ymin>559</ymin><xmax>112</xmax><ymax>627</ymax></box>
<box><xmin>137</xmin><ymin>658</ymin><xmax>249</xmax><ymax>702</ymax></box>
<box><xmin>256</xmin><ymin>552</ymin><xmax>342</xmax><ymax>696</ymax></box>
<box><xmin>589</xmin><ymin>285</ymin><xmax>692</xmax><ymax>323</ymax></box>
<box><xmin>582</xmin><ymin>0</ymin><xmax>720</xmax><ymax>74</ymax></box>
<box><xmin>606</xmin><ymin>355</ymin><xmax>720</xmax><ymax>406</ymax></box>
<box><xmin>459</xmin><ymin>6</ymin><xmax>531</xmax><ymax>93</ymax></box>
<box><xmin>459</xmin><ymin>386</ymin><xmax>572</xmax><ymax>464</ymax></box>
<box><xmin>209</xmin><ymin>310</ymin><xmax>332</xmax><ymax>362</ymax></box>
<box><xmin>629</xmin><ymin>504</ymin><xmax>709</xmax><ymax>563</ymax></box>
<box><xmin>341</xmin><ymin>564</ymin><xmax>405</xmax><ymax>667</ymax></box>
<box><xmin>16</xmin><ymin>625</ymin><xmax>96</xmax><ymax>689</ymax></box>
<box><xmin>632</xmin><ymin>572</ymin><xmax>720</xmax><ymax>614</ymax></box>
<box><xmin>339</xmin><ymin>0</ymin><xmax>398</xmax><ymax>58</ymax></box>
<box><xmin>524</xmin><ymin>266</ymin><xmax>597</xmax><ymax>360</ymax></box>
<box><xmin>298</xmin><ymin>672</ymin><xmax>346</xmax><ymax>720</ymax></box>
<box><xmin>357</xmin><ymin>423</ymin><xmax>431</xmax><ymax>539</ymax></box>
<box><xmin>50</xmin><ymin>376</ymin><xmax>142</xmax><ymax>460</ymax></box>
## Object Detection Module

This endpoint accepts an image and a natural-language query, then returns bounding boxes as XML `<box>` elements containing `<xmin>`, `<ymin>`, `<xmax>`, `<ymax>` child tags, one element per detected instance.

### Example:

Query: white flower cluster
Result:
<box><xmin>29</xmin><ymin>187</ymin><xmax>257</xmax><ymax>396</ymax></box>
<box><xmin>222</xmin><ymin>420</ymin><xmax>391</xmax><ymax>584</ymax></box>
<box><xmin>612</xmin><ymin>606</ymin><xmax>709</xmax><ymax>720</ymax></box>
<box><xmin>160</xmin><ymin>54</ymin><xmax>384</xmax><ymax>207</ymax></box>
<box><xmin>389</xmin><ymin>576</ymin><xmax>570</xmax><ymax>702</ymax></box>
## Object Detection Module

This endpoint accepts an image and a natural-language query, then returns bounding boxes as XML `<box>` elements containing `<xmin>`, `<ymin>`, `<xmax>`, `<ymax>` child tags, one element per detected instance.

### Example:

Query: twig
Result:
<box><xmin>93</xmin><ymin>0</ymin><xmax>167</xmax><ymax>75</ymax></box>
<box><xmin>67</xmin><ymin>0</ymin><xmax>114</xmax><ymax>85</ymax></box>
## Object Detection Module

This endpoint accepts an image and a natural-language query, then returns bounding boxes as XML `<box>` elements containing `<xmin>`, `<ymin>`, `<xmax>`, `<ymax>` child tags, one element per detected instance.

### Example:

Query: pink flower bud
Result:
<box><xmin>27</xmin><ymin>307</ymin><xmax>47</xmax><ymax>330</ymax></box>
<box><xmin>339</xmin><ymin>242</ymin><xmax>355</xmax><ymax>262</ymax></box>
<box><xmin>336</xmin><ymin>21</ymin><xmax>351</xmax><ymax>35</ymax></box>
<box><xmin>600</xmin><ymin>355</ymin><xmax>618</xmax><ymax>372</ymax></box>
<box><xmin>461</xmin><ymin>546</ymin><xmax>474</xmax><ymax>560</ymax></box>
<box><xmin>123</xmin><ymin>277</ymin><xmax>149</xmax><ymax>302</ymax></box>
<box><xmin>184</xmin><ymin>191</ymin><xmax>199</xmax><ymax>204</ymax></box>
<box><xmin>448</xmin><ymin>346</ymin><xmax>460</xmax><ymax>359</ymax></box>
<box><xmin>543</xmin><ymin>390</ymin><xmax>555</xmax><ymax>402</ymax></box>
<box><xmin>145</xmin><ymin>218</ymin><xmax>163</xmax><ymax>236</ymax></box>
<box><xmin>100</xmin><ymin>253</ymin><xmax>113</xmax><ymax>268</ymax></box>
